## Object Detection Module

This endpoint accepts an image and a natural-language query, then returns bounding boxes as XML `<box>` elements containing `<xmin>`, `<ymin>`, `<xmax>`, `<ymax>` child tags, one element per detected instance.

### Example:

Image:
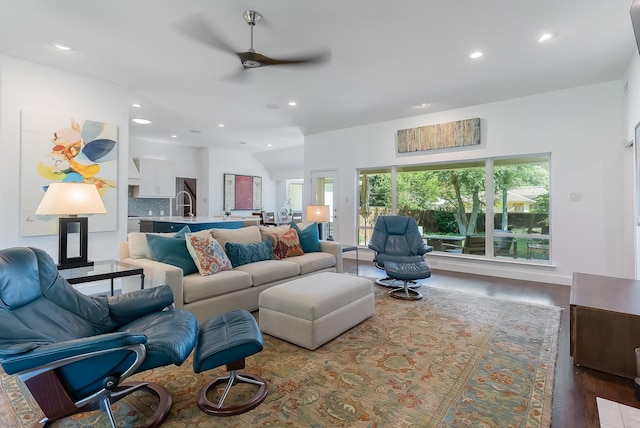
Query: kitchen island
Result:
<box><xmin>139</xmin><ymin>216</ymin><xmax>260</xmax><ymax>233</ymax></box>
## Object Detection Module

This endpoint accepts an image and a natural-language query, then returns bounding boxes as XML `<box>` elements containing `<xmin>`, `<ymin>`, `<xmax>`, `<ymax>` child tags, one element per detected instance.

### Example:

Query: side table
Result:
<box><xmin>571</xmin><ymin>272</ymin><xmax>640</xmax><ymax>379</ymax></box>
<box><xmin>59</xmin><ymin>260</ymin><xmax>144</xmax><ymax>296</ymax></box>
<box><xmin>341</xmin><ymin>245</ymin><xmax>359</xmax><ymax>276</ymax></box>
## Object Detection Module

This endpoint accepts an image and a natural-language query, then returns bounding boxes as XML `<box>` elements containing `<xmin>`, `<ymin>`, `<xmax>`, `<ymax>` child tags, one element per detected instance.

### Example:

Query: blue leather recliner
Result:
<box><xmin>367</xmin><ymin>216</ymin><xmax>433</xmax><ymax>287</ymax></box>
<box><xmin>0</xmin><ymin>247</ymin><xmax>198</xmax><ymax>427</ymax></box>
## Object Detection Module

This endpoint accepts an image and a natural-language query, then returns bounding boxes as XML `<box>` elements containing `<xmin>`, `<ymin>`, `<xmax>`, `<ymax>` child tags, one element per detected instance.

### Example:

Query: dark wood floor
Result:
<box><xmin>344</xmin><ymin>259</ymin><xmax>638</xmax><ymax>428</ymax></box>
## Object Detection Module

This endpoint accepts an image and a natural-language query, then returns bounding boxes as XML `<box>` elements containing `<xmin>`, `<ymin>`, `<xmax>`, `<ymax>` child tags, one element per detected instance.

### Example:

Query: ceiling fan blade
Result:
<box><xmin>241</xmin><ymin>50</ymin><xmax>332</xmax><ymax>68</ymax></box>
<box><xmin>174</xmin><ymin>14</ymin><xmax>238</xmax><ymax>56</ymax></box>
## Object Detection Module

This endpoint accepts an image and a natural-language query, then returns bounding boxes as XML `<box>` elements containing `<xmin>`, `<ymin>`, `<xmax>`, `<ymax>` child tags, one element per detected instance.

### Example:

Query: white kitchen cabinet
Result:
<box><xmin>133</xmin><ymin>158</ymin><xmax>175</xmax><ymax>198</ymax></box>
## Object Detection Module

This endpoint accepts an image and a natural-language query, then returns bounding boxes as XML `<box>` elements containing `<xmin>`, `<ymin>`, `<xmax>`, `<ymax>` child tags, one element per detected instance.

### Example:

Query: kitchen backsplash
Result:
<box><xmin>128</xmin><ymin>186</ymin><xmax>171</xmax><ymax>217</ymax></box>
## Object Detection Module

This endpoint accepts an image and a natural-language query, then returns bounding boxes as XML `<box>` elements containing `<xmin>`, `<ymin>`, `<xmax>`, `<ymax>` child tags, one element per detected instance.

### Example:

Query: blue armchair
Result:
<box><xmin>0</xmin><ymin>247</ymin><xmax>198</xmax><ymax>427</ymax></box>
<box><xmin>368</xmin><ymin>216</ymin><xmax>433</xmax><ymax>287</ymax></box>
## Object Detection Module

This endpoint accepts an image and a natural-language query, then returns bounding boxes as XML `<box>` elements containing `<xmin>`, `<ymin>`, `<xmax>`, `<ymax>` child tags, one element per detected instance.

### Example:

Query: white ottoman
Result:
<box><xmin>258</xmin><ymin>272</ymin><xmax>374</xmax><ymax>350</ymax></box>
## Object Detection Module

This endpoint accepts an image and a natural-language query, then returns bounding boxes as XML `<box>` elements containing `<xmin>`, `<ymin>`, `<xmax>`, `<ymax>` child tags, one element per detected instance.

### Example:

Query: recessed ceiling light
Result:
<box><xmin>53</xmin><ymin>43</ymin><xmax>72</xmax><ymax>51</ymax></box>
<box><xmin>218</xmin><ymin>124</ymin><xmax>225</xmax><ymax>128</ymax></box>
<box><xmin>171</xmin><ymin>134</ymin><xmax>177</xmax><ymax>138</ymax></box>
<box><xmin>470</xmin><ymin>51</ymin><xmax>483</xmax><ymax>59</ymax></box>
<box><xmin>131</xmin><ymin>103</ymin><xmax>141</xmax><ymax>108</ymax></box>
<box><xmin>131</xmin><ymin>118</ymin><xmax>152</xmax><ymax>125</ymax></box>
<box><xmin>267</xmin><ymin>143</ymin><xmax>273</xmax><ymax>147</ymax></box>
<box><xmin>538</xmin><ymin>33</ymin><xmax>554</xmax><ymax>43</ymax></box>
<box><xmin>288</xmin><ymin>101</ymin><xmax>297</xmax><ymax>106</ymax></box>
<box><xmin>414</xmin><ymin>103</ymin><xmax>430</xmax><ymax>109</ymax></box>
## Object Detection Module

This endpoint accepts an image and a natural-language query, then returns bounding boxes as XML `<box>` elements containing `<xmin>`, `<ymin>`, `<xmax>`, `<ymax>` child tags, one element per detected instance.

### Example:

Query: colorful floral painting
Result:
<box><xmin>20</xmin><ymin>110</ymin><xmax>118</xmax><ymax>236</ymax></box>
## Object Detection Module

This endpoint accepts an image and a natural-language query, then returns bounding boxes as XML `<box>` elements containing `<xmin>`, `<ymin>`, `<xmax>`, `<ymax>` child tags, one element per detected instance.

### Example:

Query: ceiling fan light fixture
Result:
<box><xmin>243</xmin><ymin>59</ymin><xmax>261</xmax><ymax>68</ymax></box>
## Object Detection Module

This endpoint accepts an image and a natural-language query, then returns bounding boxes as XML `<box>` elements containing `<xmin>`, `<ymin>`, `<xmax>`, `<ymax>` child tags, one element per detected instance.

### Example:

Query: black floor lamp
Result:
<box><xmin>35</xmin><ymin>182</ymin><xmax>107</xmax><ymax>269</ymax></box>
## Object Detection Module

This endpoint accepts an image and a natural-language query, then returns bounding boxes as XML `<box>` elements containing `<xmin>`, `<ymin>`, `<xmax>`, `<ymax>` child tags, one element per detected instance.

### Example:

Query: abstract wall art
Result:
<box><xmin>224</xmin><ymin>173</ymin><xmax>262</xmax><ymax>211</ymax></box>
<box><xmin>397</xmin><ymin>118</ymin><xmax>481</xmax><ymax>153</ymax></box>
<box><xmin>20</xmin><ymin>110</ymin><xmax>118</xmax><ymax>236</ymax></box>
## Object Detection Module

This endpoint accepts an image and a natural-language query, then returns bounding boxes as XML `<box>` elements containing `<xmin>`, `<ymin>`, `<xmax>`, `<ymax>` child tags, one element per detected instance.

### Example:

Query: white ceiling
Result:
<box><xmin>0</xmin><ymin>0</ymin><xmax>636</xmax><ymax>173</ymax></box>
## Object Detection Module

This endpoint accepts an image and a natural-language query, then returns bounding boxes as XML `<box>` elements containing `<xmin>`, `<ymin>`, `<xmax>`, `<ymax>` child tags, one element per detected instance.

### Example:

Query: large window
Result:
<box><xmin>358</xmin><ymin>155</ymin><xmax>550</xmax><ymax>262</ymax></box>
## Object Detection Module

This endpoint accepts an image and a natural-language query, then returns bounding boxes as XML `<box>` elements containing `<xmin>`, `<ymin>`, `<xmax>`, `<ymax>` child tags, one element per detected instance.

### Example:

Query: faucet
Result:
<box><xmin>175</xmin><ymin>190</ymin><xmax>194</xmax><ymax>217</ymax></box>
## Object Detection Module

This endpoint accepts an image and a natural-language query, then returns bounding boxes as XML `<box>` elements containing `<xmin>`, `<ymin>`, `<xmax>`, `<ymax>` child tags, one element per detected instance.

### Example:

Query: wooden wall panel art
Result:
<box><xmin>397</xmin><ymin>118</ymin><xmax>481</xmax><ymax>153</ymax></box>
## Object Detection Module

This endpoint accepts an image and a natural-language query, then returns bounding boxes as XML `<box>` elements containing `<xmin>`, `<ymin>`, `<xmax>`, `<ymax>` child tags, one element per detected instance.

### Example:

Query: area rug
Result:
<box><xmin>0</xmin><ymin>286</ymin><xmax>561</xmax><ymax>427</ymax></box>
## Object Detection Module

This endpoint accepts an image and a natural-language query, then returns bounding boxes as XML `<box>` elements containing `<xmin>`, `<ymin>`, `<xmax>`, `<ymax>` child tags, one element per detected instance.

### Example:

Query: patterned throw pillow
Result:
<box><xmin>185</xmin><ymin>233</ymin><xmax>232</xmax><ymax>275</ymax></box>
<box><xmin>225</xmin><ymin>240</ymin><xmax>274</xmax><ymax>268</ymax></box>
<box><xmin>273</xmin><ymin>228</ymin><xmax>304</xmax><ymax>259</ymax></box>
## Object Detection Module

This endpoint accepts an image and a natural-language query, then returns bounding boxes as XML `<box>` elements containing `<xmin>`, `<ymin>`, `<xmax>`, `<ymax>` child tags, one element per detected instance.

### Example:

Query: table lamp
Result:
<box><xmin>35</xmin><ymin>182</ymin><xmax>107</xmax><ymax>269</ymax></box>
<box><xmin>306</xmin><ymin>205</ymin><xmax>331</xmax><ymax>240</ymax></box>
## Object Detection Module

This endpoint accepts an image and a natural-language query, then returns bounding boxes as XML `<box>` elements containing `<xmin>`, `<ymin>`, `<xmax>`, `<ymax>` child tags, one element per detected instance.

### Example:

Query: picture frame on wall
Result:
<box><xmin>223</xmin><ymin>173</ymin><xmax>262</xmax><ymax>211</ymax></box>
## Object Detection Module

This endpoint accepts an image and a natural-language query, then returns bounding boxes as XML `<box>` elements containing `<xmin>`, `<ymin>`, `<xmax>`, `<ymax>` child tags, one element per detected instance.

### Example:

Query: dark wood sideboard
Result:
<box><xmin>571</xmin><ymin>272</ymin><xmax>640</xmax><ymax>379</ymax></box>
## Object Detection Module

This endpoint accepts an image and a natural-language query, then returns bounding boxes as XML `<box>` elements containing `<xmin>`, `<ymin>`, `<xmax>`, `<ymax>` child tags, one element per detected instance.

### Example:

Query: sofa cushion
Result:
<box><xmin>235</xmin><ymin>259</ymin><xmax>301</xmax><ymax>286</ymax></box>
<box><xmin>146</xmin><ymin>230</ymin><xmax>197</xmax><ymax>275</ymax></box>
<box><xmin>185</xmin><ymin>233</ymin><xmax>233</xmax><ymax>275</ymax></box>
<box><xmin>225</xmin><ymin>240</ymin><xmax>273</xmax><ymax>268</ymax></box>
<box><xmin>211</xmin><ymin>226</ymin><xmax>262</xmax><ymax>254</ymax></box>
<box><xmin>286</xmin><ymin>252</ymin><xmax>337</xmax><ymax>275</ymax></box>
<box><xmin>127</xmin><ymin>228</ymin><xmax>186</xmax><ymax>259</ymax></box>
<box><xmin>272</xmin><ymin>228</ymin><xmax>304</xmax><ymax>259</ymax></box>
<box><xmin>182</xmin><ymin>270</ymin><xmax>253</xmax><ymax>304</ymax></box>
<box><xmin>291</xmin><ymin>221</ymin><xmax>320</xmax><ymax>253</ymax></box>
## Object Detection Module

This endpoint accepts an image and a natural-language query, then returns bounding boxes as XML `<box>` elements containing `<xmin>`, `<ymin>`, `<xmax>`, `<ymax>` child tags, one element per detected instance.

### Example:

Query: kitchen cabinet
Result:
<box><xmin>133</xmin><ymin>158</ymin><xmax>175</xmax><ymax>198</ymax></box>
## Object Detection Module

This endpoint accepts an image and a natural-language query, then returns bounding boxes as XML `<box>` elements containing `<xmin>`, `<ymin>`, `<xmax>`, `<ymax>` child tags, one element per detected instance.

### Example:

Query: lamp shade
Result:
<box><xmin>35</xmin><ymin>182</ymin><xmax>107</xmax><ymax>216</ymax></box>
<box><xmin>306</xmin><ymin>205</ymin><xmax>330</xmax><ymax>223</ymax></box>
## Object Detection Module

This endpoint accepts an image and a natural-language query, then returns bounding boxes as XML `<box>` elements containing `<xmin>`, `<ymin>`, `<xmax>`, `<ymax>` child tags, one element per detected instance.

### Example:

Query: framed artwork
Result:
<box><xmin>20</xmin><ymin>110</ymin><xmax>118</xmax><ymax>236</ymax></box>
<box><xmin>224</xmin><ymin>173</ymin><xmax>262</xmax><ymax>210</ymax></box>
<box><xmin>397</xmin><ymin>118</ymin><xmax>481</xmax><ymax>153</ymax></box>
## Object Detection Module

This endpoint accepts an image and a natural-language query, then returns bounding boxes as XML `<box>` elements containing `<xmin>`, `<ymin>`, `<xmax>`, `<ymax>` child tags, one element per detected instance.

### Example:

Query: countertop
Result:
<box><xmin>138</xmin><ymin>216</ymin><xmax>260</xmax><ymax>224</ymax></box>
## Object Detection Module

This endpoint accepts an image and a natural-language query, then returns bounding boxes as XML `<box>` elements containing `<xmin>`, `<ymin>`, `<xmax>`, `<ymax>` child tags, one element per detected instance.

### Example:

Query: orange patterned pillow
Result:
<box><xmin>185</xmin><ymin>233</ymin><xmax>233</xmax><ymax>275</ymax></box>
<box><xmin>272</xmin><ymin>228</ymin><xmax>304</xmax><ymax>259</ymax></box>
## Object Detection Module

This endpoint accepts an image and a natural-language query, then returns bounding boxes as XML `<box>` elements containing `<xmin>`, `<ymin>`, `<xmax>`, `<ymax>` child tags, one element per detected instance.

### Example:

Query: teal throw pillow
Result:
<box><xmin>225</xmin><ymin>240</ymin><xmax>273</xmax><ymax>268</ymax></box>
<box><xmin>173</xmin><ymin>225</ymin><xmax>191</xmax><ymax>238</ymax></box>
<box><xmin>291</xmin><ymin>221</ymin><xmax>320</xmax><ymax>253</ymax></box>
<box><xmin>146</xmin><ymin>231</ymin><xmax>198</xmax><ymax>275</ymax></box>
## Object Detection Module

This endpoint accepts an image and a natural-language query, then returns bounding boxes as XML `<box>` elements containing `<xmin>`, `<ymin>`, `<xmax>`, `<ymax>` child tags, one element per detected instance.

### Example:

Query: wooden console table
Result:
<box><xmin>571</xmin><ymin>272</ymin><xmax>640</xmax><ymax>379</ymax></box>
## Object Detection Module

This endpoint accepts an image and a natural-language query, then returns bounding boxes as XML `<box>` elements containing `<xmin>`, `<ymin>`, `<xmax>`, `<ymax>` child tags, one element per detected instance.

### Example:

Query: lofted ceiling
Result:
<box><xmin>0</xmin><ymin>1</ymin><xmax>636</xmax><ymax>174</ymax></box>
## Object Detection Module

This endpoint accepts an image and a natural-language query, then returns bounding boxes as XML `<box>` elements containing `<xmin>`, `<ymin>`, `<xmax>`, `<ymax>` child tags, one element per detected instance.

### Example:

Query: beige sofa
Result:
<box><xmin>119</xmin><ymin>224</ymin><xmax>343</xmax><ymax>324</ymax></box>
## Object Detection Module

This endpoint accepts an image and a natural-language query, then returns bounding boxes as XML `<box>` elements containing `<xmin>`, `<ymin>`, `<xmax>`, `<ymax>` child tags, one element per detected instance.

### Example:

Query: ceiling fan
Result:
<box><xmin>176</xmin><ymin>10</ymin><xmax>330</xmax><ymax>72</ymax></box>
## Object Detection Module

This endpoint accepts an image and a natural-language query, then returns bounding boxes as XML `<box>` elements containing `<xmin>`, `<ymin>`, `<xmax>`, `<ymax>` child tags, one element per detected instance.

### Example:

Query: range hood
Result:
<box><xmin>128</xmin><ymin>158</ymin><xmax>141</xmax><ymax>184</ymax></box>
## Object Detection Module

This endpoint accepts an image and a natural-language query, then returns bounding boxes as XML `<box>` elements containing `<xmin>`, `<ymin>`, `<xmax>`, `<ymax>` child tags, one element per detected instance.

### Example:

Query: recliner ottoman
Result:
<box><xmin>258</xmin><ymin>272</ymin><xmax>374</xmax><ymax>350</ymax></box>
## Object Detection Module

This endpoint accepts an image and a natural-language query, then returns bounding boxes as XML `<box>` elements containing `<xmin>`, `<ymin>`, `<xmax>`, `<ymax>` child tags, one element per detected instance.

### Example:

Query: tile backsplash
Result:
<box><xmin>127</xmin><ymin>186</ymin><xmax>170</xmax><ymax>217</ymax></box>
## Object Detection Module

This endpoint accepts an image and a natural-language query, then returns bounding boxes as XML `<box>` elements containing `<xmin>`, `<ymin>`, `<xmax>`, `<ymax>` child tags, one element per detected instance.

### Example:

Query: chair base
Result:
<box><xmin>375</xmin><ymin>277</ymin><xmax>421</xmax><ymax>288</ymax></box>
<box><xmin>198</xmin><ymin>371</ymin><xmax>268</xmax><ymax>416</ymax></box>
<box><xmin>389</xmin><ymin>283</ymin><xmax>423</xmax><ymax>301</ymax></box>
<box><xmin>34</xmin><ymin>381</ymin><xmax>171</xmax><ymax>428</ymax></box>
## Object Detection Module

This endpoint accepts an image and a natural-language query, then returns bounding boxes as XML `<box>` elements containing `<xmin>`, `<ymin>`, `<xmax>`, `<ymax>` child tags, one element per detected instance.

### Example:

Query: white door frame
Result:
<box><xmin>310</xmin><ymin>169</ymin><xmax>339</xmax><ymax>240</ymax></box>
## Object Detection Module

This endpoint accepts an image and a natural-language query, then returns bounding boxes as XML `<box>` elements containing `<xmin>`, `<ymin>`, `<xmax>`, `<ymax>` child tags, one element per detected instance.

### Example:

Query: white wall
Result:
<box><xmin>129</xmin><ymin>141</ymin><xmax>279</xmax><ymax>217</ymax></box>
<box><xmin>0</xmin><ymin>56</ymin><xmax>129</xmax><ymax>261</ymax></box>
<box><xmin>305</xmin><ymin>81</ymin><xmax>626</xmax><ymax>285</ymax></box>
<box><xmin>206</xmin><ymin>148</ymin><xmax>276</xmax><ymax>216</ymax></box>
<box><xmin>625</xmin><ymin>52</ymin><xmax>640</xmax><ymax>279</ymax></box>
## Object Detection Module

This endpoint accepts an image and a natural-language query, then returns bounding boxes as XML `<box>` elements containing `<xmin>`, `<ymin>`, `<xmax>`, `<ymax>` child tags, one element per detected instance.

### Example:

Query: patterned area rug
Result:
<box><xmin>0</xmin><ymin>286</ymin><xmax>561</xmax><ymax>427</ymax></box>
